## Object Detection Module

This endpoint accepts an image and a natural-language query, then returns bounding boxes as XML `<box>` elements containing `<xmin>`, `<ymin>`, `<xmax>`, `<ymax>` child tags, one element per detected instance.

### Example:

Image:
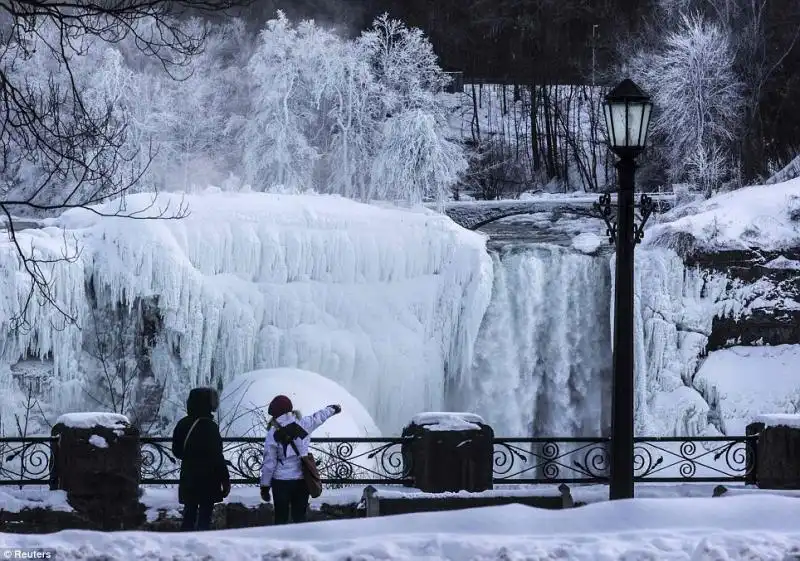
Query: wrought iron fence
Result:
<box><xmin>492</xmin><ymin>436</ymin><xmax>755</xmax><ymax>484</ymax></box>
<box><xmin>140</xmin><ymin>437</ymin><xmax>410</xmax><ymax>485</ymax></box>
<box><xmin>0</xmin><ymin>435</ymin><xmax>755</xmax><ymax>487</ymax></box>
<box><xmin>0</xmin><ymin>437</ymin><xmax>55</xmax><ymax>486</ymax></box>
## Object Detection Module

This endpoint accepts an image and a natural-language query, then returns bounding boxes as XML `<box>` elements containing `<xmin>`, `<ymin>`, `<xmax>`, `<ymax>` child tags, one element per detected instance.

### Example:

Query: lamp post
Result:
<box><xmin>594</xmin><ymin>78</ymin><xmax>654</xmax><ymax>501</ymax></box>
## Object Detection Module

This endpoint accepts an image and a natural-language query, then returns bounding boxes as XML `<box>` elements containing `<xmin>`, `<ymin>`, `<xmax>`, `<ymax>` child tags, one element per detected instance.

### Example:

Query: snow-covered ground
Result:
<box><xmin>3</xmin><ymin>495</ymin><xmax>800</xmax><ymax>560</ymax></box>
<box><xmin>647</xmin><ymin>178</ymin><xmax>800</xmax><ymax>252</ymax></box>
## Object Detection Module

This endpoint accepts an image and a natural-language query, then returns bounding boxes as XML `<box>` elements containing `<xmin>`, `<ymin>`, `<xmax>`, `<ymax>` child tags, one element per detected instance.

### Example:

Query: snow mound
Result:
<box><xmin>756</xmin><ymin>414</ymin><xmax>800</xmax><ymax>429</ymax></box>
<box><xmin>218</xmin><ymin>368</ymin><xmax>380</xmax><ymax>438</ymax></box>
<box><xmin>694</xmin><ymin>345</ymin><xmax>800</xmax><ymax>435</ymax></box>
<box><xmin>410</xmin><ymin>412</ymin><xmax>484</xmax><ymax>431</ymax></box>
<box><xmin>5</xmin><ymin>496</ymin><xmax>800</xmax><ymax>560</ymax></box>
<box><xmin>0</xmin><ymin>489</ymin><xmax>73</xmax><ymax>513</ymax></box>
<box><xmin>571</xmin><ymin>232</ymin><xmax>603</xmax><ymax>254</ymax></box>
<box><xmin>0</xmin><ymin>191</ymin><xmax>494</xmax><ymax>433</ymax></box>
<box><xmin>646</xmin><ymin>177</ymin><xmax>800</xmax><ymax>252</ymax></box>
<box><xmin>54</xmin><ymin>412</ymin><xmax>129</xmax><ymax>429</ymax></box>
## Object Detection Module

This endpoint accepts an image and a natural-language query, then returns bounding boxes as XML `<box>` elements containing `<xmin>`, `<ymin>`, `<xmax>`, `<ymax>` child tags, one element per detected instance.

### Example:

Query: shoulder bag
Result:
<box><xmin>276</xmin><ymin>422</ymin><xmax>323</xmax><ymax>498</ymax></box>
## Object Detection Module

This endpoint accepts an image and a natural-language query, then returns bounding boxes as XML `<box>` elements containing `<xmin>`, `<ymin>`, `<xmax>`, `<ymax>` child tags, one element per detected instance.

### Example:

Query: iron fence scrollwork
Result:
<box><xmin>0</xmin><ymin>434</ymin><xmax>756</xmax><ymax>487</ymax></box>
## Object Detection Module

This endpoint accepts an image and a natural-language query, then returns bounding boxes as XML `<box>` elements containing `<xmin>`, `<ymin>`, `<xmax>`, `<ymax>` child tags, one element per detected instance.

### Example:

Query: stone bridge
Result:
<box><xmin>442</xmin><ymin>195</ymin><xmax>675</xmax><ymax>230</ymax></box>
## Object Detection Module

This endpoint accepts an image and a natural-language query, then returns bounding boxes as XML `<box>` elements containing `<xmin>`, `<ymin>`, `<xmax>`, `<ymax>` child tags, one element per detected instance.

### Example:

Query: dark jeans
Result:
<box><xmin>272</xmin><ymin>478</ymin><xmax>309</xmax><ymax>524</ymax></box>
<box><xmin>181</xmin><ymin>503</ymin><xmax>214</xmax><ymax>531</ymax></box>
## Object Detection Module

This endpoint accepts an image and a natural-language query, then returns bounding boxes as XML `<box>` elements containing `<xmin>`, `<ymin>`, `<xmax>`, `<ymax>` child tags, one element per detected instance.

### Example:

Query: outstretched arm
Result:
<box><xmin>298</xmin><ymin>405</ymin><xmax>340</xmax><ymax>435</ymax></box>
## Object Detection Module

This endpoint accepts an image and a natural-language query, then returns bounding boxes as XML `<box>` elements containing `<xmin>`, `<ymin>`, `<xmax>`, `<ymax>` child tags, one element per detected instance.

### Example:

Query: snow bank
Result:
<box><xmin>0</xmin><ymin>488</ymin><xmax>72</xmax><ymax>513</ymax></box>
<box><xmin>54</xmin><ymin>412</ymin><xmax>129</xmax><ymax>429</ymax></box>
<box><xmin>0</xmin><ymin>191</ymin><xmax>494</xmax><ymax>433</ymax></box>
<box><xmin>410</xmin><ymin>412</ymin><xmax>484</xmax><ymax>431</ymax></box>
<box><xmin>756</xmin><ymin>413</ymin><xmax>800</xmax><ymax>429</ymax></box>
<box><xmin>5</xmin><ymin>496</ymin><xmax>800</xmax><ymax>560</ymax></box>
<box><xmin>647</xmin><ymin>177</ymin><xmax>800</xmax><ymax>252</ymax></box>
<box><xmin>694</xmin><ymin>346</ymin><xmax>800</xmax><ymax>435</ymax></box>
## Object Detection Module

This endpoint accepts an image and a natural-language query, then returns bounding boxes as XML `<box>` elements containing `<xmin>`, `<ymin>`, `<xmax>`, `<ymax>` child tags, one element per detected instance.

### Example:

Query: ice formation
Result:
<box><xmin>0</xmin><ymin>191</ymin><xmax>493</xmax><ymax>435</ymax></box>
<box><xmin>453</xmin><ymin>244</ymin><xmax>612</xmax><ymax>437</ymax></box>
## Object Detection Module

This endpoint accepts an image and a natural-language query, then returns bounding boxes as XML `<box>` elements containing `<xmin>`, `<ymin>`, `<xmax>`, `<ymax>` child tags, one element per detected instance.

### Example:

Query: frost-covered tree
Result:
<box><xmin>371</xmin><ymin>110</ymin><xmax>467</xmax><ymax>206</ymax></box>
<box><xmin>359</xmin><ymin>15</ymin><xmax>465</xmax><ymax>204</ymax></box>
<box><xmin>237</xmin><ymin>12</ymin><xmax>464</xmax><ymax>205</ymax></box>
<box><xmin>629</xmin><ymin>13</ymin><xmax>743</xmax><ymax>196</ymax></box>
<box><xmin>0</xmin><ymin>1</ymin><xmax>246</xmax><ymax>327</ymax></box>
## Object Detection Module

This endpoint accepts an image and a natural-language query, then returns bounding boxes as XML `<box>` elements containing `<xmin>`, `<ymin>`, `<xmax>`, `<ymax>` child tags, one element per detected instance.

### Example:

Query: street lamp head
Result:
<box><xmin>603</xmin><ymin>78</ymin><xmax>652</xmax><ymax>159</ymax></box>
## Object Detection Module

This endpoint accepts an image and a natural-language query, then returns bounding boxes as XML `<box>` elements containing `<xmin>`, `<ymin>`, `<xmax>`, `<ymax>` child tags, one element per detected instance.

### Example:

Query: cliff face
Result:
<box><xmin>637</xmin><ymin>180</ymin><xmax>800</xmax><ymax>436</ymax></box>
<box><xmin>689</xmin><ymin>248</ymin><xmax>800</xmax><ymax>351</ymax></box>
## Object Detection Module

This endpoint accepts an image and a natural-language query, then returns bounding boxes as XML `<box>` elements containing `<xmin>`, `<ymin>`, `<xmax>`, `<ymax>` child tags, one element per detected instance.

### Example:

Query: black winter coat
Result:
<box><xmin>172</xmin><ymin>388</ymin><xmax>230</xmax><ymax>505</ymax></box>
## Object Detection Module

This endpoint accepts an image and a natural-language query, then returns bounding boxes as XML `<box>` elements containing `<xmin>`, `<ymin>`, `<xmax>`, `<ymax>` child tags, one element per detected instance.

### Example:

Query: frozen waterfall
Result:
<box><xmin>0</xmin><ymin>192</ymin><xmax>494</xmax><ymax>435</ymax></box>
<box><xmin>450</xmin><ymin>244</ymin><xmax>612</xmax><ymax>437</ymax></box>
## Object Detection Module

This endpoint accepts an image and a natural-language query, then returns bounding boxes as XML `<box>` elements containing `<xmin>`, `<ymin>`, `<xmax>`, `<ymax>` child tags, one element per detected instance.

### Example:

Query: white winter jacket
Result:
<box><xmin>259</xmin><ymin>406</ymin><xmax>336</xmax><ymax>485</ymax></box>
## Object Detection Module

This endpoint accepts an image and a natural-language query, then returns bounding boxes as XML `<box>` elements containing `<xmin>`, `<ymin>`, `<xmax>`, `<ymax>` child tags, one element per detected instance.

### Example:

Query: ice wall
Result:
<box><xmin>452</xmin><ymin>244</ymin><xmax>612</xmax><ymax>437</ymax></box>
<box><xmin>624</xmin><ymin>249</ymin><xmax>730</xmax><ymax>436</ymax></box>
<box><xmin>0</xmin><ymin>191</ymin><xmax>494</xmax><ymax>434</ymax></box>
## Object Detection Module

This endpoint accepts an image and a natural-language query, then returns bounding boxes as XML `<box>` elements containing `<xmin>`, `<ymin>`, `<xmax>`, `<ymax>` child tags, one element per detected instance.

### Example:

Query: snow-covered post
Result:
<box><xmin>749</xmin><ymin>415</ymin><xmax>800</xmax><ymax>489</ymax></box>
<box><xmin>401</xmin><ymin>412</ymin><xmax>494</xmax><ymax>493</ymax></box>
<box><xmin>51</xmin><ymin>412</ymin><xmax>143</xmax><ymax>529</ymax></box>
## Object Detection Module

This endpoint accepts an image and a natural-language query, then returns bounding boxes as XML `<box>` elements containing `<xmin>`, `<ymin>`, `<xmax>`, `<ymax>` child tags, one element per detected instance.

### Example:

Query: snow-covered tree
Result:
<box><xmin>371</xmin><ymin>109</ymin><xmax>467</xmax><ymax>206</ymax></box>
<box><xmin>359</xmin><ymin>15</ymin><xmax>465</xmax><ymax>204</ymax></box>
<box><xmin>629</xmin><ymin>13</ymin><xmax>743</xmax><ymax>196</ymax></box>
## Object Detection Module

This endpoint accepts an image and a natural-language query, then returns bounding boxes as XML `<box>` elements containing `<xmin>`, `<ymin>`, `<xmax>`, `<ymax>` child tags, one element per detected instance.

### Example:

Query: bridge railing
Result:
<box><xmin>0</xmin><ymin>435</ymin><xmax>755</xmax><ymax>487</ymax></box>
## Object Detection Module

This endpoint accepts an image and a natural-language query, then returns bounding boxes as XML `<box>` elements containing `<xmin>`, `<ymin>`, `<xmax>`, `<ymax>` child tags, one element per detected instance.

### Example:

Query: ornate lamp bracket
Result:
<box><xmin>593</xmin><ymin>193</ymin><xmax>657</xmax><ymax>246</ymax></box>
<box><xmin>633</xmin><ymin>194</ymin><xmax>655</xmax><ymax>244</ymax></box>
<box><xmin>593</xmin><ymin>193</ymin><xmax>617</xmax><ymax>244</ymax></box>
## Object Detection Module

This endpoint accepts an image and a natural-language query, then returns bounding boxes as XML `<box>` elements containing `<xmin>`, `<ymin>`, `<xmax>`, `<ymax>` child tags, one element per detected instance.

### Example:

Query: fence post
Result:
<box><xmin>48</xmin><ymin>432</ymin><xmax>59</xmax><ymax>491</ymax></box>
<box><xmin>745</xmin><ymin>422</ymin><xmax>763</xmax><ymax>486</ymax></box>
<box><xmin>362</xmin><ymin>485</ymin><xmax>380</xmax><ymax>518</ymax></box>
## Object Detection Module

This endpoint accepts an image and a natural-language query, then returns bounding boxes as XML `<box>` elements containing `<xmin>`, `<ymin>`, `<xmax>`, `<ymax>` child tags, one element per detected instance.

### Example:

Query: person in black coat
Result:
<box><xmin>171</xmin><ymin>387</ymin><xmax>231</xmax><ymax>531</ymax></box>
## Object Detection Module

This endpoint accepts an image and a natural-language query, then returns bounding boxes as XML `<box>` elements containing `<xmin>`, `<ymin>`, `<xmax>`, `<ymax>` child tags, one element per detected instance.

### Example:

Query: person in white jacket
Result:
<box><xmin>259</xmin><ymin>394</ymin><xmax>341</xmax><ymax>524</ymax></box>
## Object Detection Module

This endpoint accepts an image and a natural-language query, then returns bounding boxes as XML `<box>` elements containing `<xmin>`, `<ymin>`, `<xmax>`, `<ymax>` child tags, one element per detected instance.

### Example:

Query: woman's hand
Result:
<box><xmin>329</xmin><ymin>404</ymin><xmax>342</xmax><ymax>414</ymax></box>
<box><xmin>260</xmin><ymin>486</ymin><xmax>271</xmax><ymax>502</ymax></box>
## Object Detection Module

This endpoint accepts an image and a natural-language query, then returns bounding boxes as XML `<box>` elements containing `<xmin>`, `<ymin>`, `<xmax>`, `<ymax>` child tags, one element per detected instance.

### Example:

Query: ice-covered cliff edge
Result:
<box><xmin>632</xmin><ymin>179</ymin><xmax>800</xmax><ymax>435</ymax></box>
<box><xmin>0</xmin><ymin>191</ymin><xmax>494</xmax><ymax>434</ymax></box>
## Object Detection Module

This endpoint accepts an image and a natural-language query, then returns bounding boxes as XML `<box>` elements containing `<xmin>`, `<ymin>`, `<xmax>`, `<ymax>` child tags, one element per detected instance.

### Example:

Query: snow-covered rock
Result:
<box><xmin>571</xmin><ymin>232</ymin><xmax>603</xmax><ymax>255</ymax></box>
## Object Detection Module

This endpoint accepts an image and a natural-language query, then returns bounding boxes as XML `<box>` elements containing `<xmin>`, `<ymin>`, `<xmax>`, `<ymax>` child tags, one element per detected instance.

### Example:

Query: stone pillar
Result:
<box><xmin>401</xmin><ymin>412</ymin><xmax>494</xmax><ymax>493</ymax></box>
<box><xmin>749</xmin><ymin>415</ymin><xmax>800</xmax><ymax>489</ymax></box>
<box><xmin>51</xmin><ymin>412</ymin><xmax>144</xmax><ymax>530</ymax></box>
